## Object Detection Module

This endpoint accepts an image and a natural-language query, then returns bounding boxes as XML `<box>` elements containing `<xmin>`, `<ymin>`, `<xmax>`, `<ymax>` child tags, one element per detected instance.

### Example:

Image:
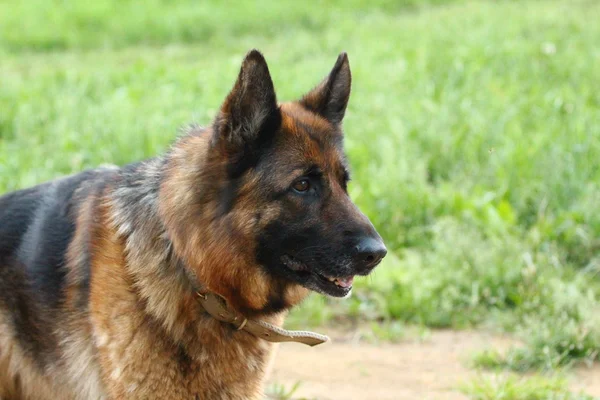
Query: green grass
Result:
<box><xmin>264</xmin><ymin>382</ymin><xmax>306</xmax><ymax>400</ymax></box>
<box><xmin>1</xmin><ymin>0</ymin><xmax>600</xmax><ymax>394</ymax></box>
<box><xmin>461</xmin><ymin>375</ymin><xmax>595</xmax><ymax>400</ymax></box>
<box><xmin>0</xmin><ymin>0</ymin><xmax>463</xmax><ymax>53</ymax></box>
<box><xmin>473</xmin><ymin>311</ymin><xmax>600</xmax><ymax>372</ymax></box>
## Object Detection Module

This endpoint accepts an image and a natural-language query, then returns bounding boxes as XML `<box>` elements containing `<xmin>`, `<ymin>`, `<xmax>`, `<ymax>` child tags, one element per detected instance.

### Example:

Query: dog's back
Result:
<box><xmin>0</xmin><ymin>169</ymin><xmax>113</xmax><ymax>399</ymax></box>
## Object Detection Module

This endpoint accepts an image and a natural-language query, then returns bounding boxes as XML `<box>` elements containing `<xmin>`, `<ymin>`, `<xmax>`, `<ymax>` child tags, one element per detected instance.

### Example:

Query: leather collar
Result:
<box><xmin>195</xmin><ymin>291</ymin><xmax>329</xmax><ymax>347</ymax></box>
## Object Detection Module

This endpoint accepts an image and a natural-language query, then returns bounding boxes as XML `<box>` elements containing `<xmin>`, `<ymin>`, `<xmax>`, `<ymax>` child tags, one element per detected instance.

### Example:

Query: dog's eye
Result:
<box><xmin>292</xmin><ymin>179</ymin><xmax>310</xmax><ymax>193</ymax></box>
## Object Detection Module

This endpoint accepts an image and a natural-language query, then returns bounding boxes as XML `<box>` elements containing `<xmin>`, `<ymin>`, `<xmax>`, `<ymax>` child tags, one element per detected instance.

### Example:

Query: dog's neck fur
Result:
<box><xmin>103</xmin><ymin>154</ymin><xmax>282</xmax><ymax>393</ymax></box>
<box><xmin>84</xmin><ymin>158</ymin><xmax>279</xmax><ymax>399</ymax></box>
<box><xmin>109</xmin><ymin>156</ymin><xmax>190</xmax><ymax>339</ymax></box>
<box><xmin>107</xmin><ymin>148</ymin><xmax>291</xmax><ymax>339</ymax></box>
<box><xmin>111</xmin><ymin>153</ymin><xmax>272</xmax><ymax>337</ymax></box>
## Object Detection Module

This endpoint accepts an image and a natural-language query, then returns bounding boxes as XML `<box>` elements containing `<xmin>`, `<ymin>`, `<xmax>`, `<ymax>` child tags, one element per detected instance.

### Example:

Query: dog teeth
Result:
<box><xmin>327</xmin><ymin>276</ymin><xmax>354</xmax><ymax>288</ymax></box>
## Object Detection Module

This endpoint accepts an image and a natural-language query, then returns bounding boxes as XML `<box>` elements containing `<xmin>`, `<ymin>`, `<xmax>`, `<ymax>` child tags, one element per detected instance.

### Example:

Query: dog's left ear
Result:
<box><xmin>214</xmin><ymin>50</ymin><xmax>279</xmax><ymax>148</ymax></box>
<box><xmin>300</xmin><ymin>52</ymin><xmax>351</xmax><ymax>125</ymax></box>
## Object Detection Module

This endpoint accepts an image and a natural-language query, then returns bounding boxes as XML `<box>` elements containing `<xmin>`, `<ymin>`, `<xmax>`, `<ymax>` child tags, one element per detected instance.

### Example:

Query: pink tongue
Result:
<box><xmin>335</xmin><ymin>276</ymin><xmax>354</xmax><ymax>288</ymax></box>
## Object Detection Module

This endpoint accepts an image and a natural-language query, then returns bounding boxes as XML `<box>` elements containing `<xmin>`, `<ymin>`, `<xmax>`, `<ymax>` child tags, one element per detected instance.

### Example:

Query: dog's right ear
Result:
<box><xmin>213</xmin><ymin>50</ymin><xmax>279</xmax><ymax>149</ymax></box>
<box><xmin>299</xmin><ymin>52</ymin><xmax>351</xmax><ymax>125</ymax></box>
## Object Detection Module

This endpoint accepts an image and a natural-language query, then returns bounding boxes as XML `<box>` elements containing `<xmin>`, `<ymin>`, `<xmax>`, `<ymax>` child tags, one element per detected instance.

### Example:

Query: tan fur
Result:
<box><xmin>0</xmin><ymin>314</ymin><xmax>73</xmax><ymax>400</ymax></box>
<box><xmin>84</xmin><ymin>194</ymin><xmax>277</xmax><ymax>399</ymax></box>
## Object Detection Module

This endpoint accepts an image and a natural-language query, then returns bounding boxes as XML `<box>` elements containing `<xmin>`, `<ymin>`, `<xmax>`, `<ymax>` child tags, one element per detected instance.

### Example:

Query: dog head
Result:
<box><xmin>161</xmin><ymin>50</ymin><xmax>386</xmax><ymax>315</ymax></box>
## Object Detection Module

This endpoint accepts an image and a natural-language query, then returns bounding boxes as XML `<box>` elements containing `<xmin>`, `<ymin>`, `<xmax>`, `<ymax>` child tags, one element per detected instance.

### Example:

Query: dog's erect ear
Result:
<box><xmin>214</xmin><ymin>50</ymin><xmax>278</xmax><ymax>148</ymax></box>
<box><xmin>300</xmin><ymin>53</ymin><xmax>351</xmax><ymax>125</ymax></box>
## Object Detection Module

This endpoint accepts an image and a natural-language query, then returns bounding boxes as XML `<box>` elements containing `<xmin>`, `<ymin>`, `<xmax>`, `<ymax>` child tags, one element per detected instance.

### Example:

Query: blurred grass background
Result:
<box><xmin>1</xmin><ymin>0</ymin><xmax>599</xmax><ymax>397</ymax></box>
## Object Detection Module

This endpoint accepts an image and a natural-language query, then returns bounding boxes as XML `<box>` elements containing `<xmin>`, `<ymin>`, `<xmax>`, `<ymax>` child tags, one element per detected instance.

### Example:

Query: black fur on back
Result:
<box><xmin>0</xmin><ymin>168</ymin><xmax>114</xmax><ymax>363</ymax></box>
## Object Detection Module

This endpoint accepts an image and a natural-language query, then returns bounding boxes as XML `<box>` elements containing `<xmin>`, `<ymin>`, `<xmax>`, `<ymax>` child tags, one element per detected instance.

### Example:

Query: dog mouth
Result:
<box><xmin>281</xmin><ymin>255</ymin><xmax>353</xmax><ymax>297</ymax></box>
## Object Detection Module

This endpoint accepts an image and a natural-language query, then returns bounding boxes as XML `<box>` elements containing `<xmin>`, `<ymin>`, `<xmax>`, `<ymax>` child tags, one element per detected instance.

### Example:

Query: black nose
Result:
<box><xmin>354</xmin><ymin>237</ymin><xmax>387</xmax><ymax>270</ymax></box>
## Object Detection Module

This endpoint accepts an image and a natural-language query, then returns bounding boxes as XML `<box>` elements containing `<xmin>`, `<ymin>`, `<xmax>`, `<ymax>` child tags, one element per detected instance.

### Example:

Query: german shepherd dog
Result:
<box><xmin>0</xmin><ymin>50</ymin><xmax>386</xmax><ymax>399</ymax></box>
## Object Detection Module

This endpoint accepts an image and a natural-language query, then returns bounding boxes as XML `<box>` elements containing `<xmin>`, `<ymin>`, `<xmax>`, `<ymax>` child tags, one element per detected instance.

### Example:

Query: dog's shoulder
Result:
<box><xmin>0</xmin><ymin>167</ymin><xmax>118</xmax><ymax>358</ymax></box>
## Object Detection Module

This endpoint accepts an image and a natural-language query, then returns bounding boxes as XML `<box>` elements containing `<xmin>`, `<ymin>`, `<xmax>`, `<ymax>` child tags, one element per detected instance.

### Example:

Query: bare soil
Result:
<box><xmin>269</xmin><ymin>329</ymin><xmax>600</xmax><ymax>400</ymax></box>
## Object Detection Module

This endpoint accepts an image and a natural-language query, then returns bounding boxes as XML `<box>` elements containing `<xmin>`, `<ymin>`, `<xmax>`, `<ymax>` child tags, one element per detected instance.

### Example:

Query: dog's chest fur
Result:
<box><xmin>89</xmin><ymin>262</ymin><xmax>276</xmax><ymax>400</ymax></box>
<box><xmin>83</xmin><ymin>161</ymin><xmax>279</xmax><ymax>399</ymax></box>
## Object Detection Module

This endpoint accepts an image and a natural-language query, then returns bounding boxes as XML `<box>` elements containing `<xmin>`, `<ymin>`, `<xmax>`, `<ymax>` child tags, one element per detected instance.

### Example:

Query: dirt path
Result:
<box><xmin>268</xmin><ymin>329</ymin><xmax>600</xmax><ymax>400</ymax></box>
